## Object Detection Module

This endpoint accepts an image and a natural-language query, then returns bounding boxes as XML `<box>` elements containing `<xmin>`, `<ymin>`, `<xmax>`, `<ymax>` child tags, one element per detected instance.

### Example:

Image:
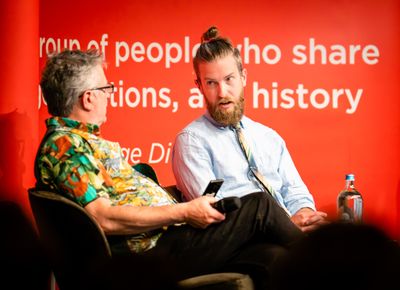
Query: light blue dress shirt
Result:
<box><xmin>172</xmin><ymin>112</ymin><xmax>316</xmax><ymax>216</ymax></box>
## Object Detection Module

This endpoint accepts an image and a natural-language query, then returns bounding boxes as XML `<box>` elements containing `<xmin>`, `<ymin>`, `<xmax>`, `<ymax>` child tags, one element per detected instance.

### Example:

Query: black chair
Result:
<box><xmin>28</xmin><ymin>189</ymin><xmax>111</xmax><ymax>290</ymax></box>
<box><xmin>28</xmin><ymin>189</ymin><xmax>254</xmax><ymax>290</ymax></box>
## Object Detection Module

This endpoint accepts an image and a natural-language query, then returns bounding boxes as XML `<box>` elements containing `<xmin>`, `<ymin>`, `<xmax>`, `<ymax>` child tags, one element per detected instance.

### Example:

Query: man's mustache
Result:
<box><xmin>217</xmin><ymin>98</ymin><xmax>234</xmax><ymax>105</ymax></box>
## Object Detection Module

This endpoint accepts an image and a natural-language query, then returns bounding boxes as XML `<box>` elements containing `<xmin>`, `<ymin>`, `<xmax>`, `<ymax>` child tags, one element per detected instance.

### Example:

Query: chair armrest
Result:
<box><xmin>177</xmin><ymin>272</ymin><xmax>254</xmax><ymax>290</ymax></box>
<box><xmin>163</xmin><ymin>185</ymin><xmax>183</xmax><ymax>202</ymax></box>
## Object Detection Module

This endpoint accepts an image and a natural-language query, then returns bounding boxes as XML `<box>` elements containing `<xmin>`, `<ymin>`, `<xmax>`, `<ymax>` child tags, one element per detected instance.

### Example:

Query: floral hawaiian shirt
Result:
<box><xmin>36</xmin><ymin>117</ymin><xmax>177</xmax><ymax>253</ymax></box>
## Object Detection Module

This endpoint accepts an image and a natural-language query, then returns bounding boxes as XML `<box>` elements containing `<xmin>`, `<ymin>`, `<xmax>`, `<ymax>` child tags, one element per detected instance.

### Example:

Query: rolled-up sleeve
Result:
<box><xmin>277</xmin><ymin>142</ymin><xmax>316</xmax><ymax>215</ymax></box>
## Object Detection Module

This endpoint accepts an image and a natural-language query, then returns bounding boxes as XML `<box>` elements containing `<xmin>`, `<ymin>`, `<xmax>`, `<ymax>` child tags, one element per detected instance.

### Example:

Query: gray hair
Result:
<box><xmin>193</xmin><ymin>26</ymin><xmax>243</xmax><ymax>81</ymax></box>
<box><xmin>40</xmin><ymin>49</ymin><xmax>103</xmax><ymax>117</ymax></box>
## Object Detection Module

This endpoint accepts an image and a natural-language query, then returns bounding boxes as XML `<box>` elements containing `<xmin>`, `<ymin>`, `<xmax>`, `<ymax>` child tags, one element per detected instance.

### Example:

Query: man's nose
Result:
<box><xmin>217</xmin><ymin>82</ymin><xmax>228</xmax><ymax>97</ymax></box>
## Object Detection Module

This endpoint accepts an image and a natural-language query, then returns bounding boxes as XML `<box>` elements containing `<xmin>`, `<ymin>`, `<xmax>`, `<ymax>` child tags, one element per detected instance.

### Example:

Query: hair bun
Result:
<box><xmin>201</xmin><ymin>26</ymin><xmax>220</xmax><ymax>43</ymax></box>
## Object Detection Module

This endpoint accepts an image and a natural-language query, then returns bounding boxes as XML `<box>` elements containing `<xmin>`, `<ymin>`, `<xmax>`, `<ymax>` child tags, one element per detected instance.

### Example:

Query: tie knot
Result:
<box><xmin>233</xmin><ymin>122</ymin><xmax>241</xmax><ymax>131</ymax></box>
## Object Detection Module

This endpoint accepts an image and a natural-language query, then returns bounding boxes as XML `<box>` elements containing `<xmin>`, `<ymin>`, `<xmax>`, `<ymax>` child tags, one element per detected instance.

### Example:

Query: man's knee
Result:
<box><xmin>240</xmin><ymin>191</ymin><xmax>276</xmax><ymax>212</ymax></box>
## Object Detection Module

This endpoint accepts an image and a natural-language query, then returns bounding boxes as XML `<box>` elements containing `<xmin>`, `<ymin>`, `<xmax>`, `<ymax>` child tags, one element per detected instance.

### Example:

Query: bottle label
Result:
<box><xmin>338</xmin><ymin>191</ymin><xmax>363</xmax><ymax>223</ymax></box>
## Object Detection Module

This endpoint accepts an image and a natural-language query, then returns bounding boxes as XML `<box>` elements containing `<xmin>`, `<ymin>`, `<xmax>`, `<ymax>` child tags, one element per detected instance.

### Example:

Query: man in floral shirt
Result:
<box><xmin>37</xmin><ymin>49</ymin><xmax>303</xmax><ymax>289</ymax></box>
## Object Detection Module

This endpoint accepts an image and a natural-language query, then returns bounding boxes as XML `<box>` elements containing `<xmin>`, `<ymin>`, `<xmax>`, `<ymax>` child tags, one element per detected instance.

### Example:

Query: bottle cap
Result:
<box><xmin>345</xmin><ymin>174</ymin><xmax>355</xmax><ymax>181</ymax></box>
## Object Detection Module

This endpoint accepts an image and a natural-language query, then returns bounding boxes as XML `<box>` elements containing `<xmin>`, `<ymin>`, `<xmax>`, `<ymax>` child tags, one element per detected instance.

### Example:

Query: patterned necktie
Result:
<box><xmin>233</xmin><ymin>123</ymin><xmax>291</xmax><ymax>216</ymax></box>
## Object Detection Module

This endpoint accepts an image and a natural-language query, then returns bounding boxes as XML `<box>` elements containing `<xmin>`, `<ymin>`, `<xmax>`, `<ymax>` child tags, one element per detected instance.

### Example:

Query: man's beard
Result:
<box><xmin>206</xmin><ymin>90</ymin><xmax>244</xmax><ymax>126</ymax></box>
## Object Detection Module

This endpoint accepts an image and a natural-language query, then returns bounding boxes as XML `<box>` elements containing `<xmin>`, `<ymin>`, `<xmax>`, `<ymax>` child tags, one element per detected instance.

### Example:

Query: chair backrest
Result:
<box><xmin>28</xmin><ymin>188</ymin><xmax>112</xmax><ymax>290</ymax></box>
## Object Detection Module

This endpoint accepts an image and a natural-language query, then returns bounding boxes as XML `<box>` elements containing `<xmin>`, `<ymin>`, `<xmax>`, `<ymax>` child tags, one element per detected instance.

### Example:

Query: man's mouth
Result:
<box><xmin>218</xmin><ymin>99</ymin><xmax>233</xmax><ymax>109</ymax></box>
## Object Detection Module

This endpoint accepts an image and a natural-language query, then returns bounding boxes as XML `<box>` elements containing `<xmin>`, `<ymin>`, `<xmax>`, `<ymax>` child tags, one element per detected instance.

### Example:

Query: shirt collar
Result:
<box><xmin>46</xmin><ymin>117</ymin><xmax>101</xmax><ymax>136</ymax></box>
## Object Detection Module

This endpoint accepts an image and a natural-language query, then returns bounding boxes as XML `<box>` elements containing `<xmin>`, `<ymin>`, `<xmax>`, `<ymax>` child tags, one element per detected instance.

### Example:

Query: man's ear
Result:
<box><xmin>195</xmin><ymin>79</ymin><xmax>205</xmax><ymax>95</ymax></box>
<box><xmin>80</xmin><ymin>90</ymin><xmax>95</xmax><ymax>111</ymax></box>
<box><xmin>194</xmin><ymin>79</ymin><xmax>201</xmax><ymax>89</ymax></box>
<box><xmin>241</xmin><ymin>68</ymin><xmax>248</xmax><ymax>87</ymax></box>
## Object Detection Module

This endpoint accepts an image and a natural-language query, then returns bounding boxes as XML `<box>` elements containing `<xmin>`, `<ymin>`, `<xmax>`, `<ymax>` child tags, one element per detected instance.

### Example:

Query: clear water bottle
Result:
<box><xmin>337</xmin><ymin>174</ymin><xmax>363</xmax><ymax>223</ymax></box>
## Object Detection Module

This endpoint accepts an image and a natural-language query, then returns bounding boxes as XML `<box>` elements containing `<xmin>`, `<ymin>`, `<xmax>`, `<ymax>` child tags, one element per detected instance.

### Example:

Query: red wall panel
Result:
<box><xmin>0</xmin><ymin>0</ymin><xmax>39</xmax><ymax>216</ymax></box>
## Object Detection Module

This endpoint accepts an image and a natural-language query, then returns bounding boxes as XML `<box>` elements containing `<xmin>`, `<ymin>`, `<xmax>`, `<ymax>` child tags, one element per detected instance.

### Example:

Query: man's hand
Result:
<box><xmin>291</xmin><ymin>207</ymin><xmax>329</xmax><ymax>232</ymax></box>
<box><xmin>184</xmin><ymin>196</ymin><xmax>226</xmax><ymax>228</ymax></box>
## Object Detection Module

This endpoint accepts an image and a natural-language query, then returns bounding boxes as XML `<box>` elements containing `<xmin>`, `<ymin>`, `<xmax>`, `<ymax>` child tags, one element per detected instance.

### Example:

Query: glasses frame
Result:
<box><xmin>90</xmin><ymin>83</ymin><xmax>115</xmax><ymax>94</ymax></box>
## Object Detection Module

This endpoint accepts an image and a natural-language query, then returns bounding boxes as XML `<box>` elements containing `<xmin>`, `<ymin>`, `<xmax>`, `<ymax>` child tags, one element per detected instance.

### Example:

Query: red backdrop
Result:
<box><xmin>28</xmin><ymin>0</ymin><xmax>400</xmax><ymax>239</ymax></box>
<box><xmin>0</xmin><ymin>0</ymin><xmax>39</xmax><ymax>218</ymax></box>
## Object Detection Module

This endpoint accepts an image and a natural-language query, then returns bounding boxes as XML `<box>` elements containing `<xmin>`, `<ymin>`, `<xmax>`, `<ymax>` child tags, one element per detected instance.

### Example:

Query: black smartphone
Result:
<box><xmin>202</xmin><ymin>179</ymin><xmax>224</xmax><ymax>197</ymax></box>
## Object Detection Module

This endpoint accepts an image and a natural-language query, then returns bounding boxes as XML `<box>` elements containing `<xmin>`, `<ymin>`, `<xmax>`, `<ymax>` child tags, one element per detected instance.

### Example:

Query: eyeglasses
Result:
<box><xmin>90</xmin><ymin>83</ymin><xmax>115</xmax><ymax>94</ymax></box>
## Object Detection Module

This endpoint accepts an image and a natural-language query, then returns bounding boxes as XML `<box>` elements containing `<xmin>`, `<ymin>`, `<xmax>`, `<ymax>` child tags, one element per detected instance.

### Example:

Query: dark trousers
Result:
<box><xmin>144</xmin><ymin>192</ymin><xmax>304</xmax><ymax>289</ymax></box>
